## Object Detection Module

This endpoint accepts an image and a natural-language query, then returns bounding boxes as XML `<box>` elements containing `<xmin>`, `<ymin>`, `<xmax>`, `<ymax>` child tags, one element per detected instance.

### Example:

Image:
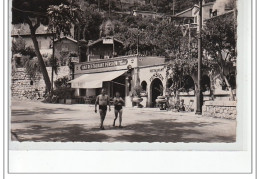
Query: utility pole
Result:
<box><xmin>108</xmin><ymin>0</ymin><xmax>111</xmax><ymax>18</ymax></box>
<box><xmin>51</xmin><ymin>29</ymin><xmax>55</xmax><ymax>92</ymax></box>
<box><xmin>196</xmin><ymin>0</ymin><xmax>203</xmax><ymax>115</ymax></box>
<box><xmin>137</xmin><ymin>30</ymin><xmax>139</xmax><ymax>55</ymax></box>
<box><xmin>112</xmin><ymin>36</ymin><xmax>115</xmax><ymax>57</ymax></box>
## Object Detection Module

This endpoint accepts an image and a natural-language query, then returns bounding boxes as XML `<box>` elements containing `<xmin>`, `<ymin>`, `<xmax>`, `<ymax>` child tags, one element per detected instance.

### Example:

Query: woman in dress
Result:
<box><xmin>113</xmin><ymin>92</ymin><xmax>124</xmax><ymax>128</ymax></box>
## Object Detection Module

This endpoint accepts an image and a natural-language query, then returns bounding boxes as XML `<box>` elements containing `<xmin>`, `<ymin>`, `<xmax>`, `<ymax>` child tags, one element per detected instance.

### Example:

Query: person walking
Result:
<box><xmin>95</xmin><ymin>88</ymin><xmax>111</xmax><ymax>130</ymax></box>
<box><xmin>112</xmin><ymin>92</ymin><xmax>124</xmax><ymax>128</ymax></box>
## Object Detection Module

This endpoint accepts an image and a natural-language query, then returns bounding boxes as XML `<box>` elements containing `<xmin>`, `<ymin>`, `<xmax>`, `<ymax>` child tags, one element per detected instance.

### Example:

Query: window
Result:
<box><xmin>201</xmin><ymin>75</ymin><xmax>210</xmax><ymax>92</ymax></box>
<box><xmin>141</xmin><ymin>81</ymin><xmax>147</xmax><ymax>91</ymax></box>
<box><xmin>209</xmin><ymin>9</ymin><xmax>213</xmax><ymax>17</ymax></box>
<box><xmin>62</xmin><ymin>45</ymin><xmax>69</xmax><ymax>51</ymax></box>
<box><xmin>213</xmin><ymin>10</ymin><xmax>217</xmax><ymax>17</ymax></box>
<box><xmin>80</xmin><ymin>89</ymin><xmax>86</xmax><ymax>96</ymax></box>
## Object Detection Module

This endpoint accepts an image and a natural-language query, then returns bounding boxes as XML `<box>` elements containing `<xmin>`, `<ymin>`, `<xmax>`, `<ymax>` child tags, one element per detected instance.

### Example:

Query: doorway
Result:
<box><xmin>111</xmin><ymin>75</ymin><xmax>126</xmax><ymax>99</ymax></box>
<box><xmin>150</xmin><ymin>78</ymin><xmax>163</xmax><ymax>107</ymax></box>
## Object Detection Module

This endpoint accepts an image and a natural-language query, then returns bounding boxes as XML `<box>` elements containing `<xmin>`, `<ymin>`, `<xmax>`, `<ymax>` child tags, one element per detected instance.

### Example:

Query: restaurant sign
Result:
<box><xmin>80</xmin><ymin>59</ymin><xmax>128</xmax><ymax>70</ymax></box>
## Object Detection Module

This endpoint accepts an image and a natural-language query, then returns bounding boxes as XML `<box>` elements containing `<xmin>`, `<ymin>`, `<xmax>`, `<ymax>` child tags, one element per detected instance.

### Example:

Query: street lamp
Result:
<box><xmin>137</xmin><ymin>30</ymin><xmax>139</xmax><ymax>55</ymax></box>
<box><xmin>195</xmin><ymin>0</ymin><xmax>203</xmax><ymax>115</ymax></box>
<box><xmin>137</xmin><ymin>28</ymin><xmax>143</xmax><ymax>56</ymax></box>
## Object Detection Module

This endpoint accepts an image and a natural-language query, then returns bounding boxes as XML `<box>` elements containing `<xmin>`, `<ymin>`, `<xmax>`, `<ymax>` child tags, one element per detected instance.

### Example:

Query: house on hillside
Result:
<box><xmin>87</xmin><ymin>36</ymin><xmax>124</xmax><ymax>62</ymax></box>
<box><xmin>11</xmin><ymin>24</ymin><xmax>75</xmax><ymax>99</ymax></box>
<box><xmin>173</xmin><ymin>0</ymin><xmax>234</xmax><ymax>26</ymax></box>
<box><xmin>133</xmin><ymin>10</ymin><xmax>164</xmax><ymax>19</ymax></box>
<box><xmin>54</xmin><ymin>36</ymin><xmax>78</xmax><ymax>66</ymax></box>
<box><xmin>11</xmin><ymin>23</ymin><xmax>53</xmax><ymax>56</ymax></box>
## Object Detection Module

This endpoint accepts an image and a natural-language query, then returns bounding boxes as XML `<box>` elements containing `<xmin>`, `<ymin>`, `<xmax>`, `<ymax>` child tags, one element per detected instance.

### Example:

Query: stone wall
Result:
<box><xmin>11</xmin><ymin>66</ymin><xmax>70</xmax><ymax>99</ymax></box>
<box><xmin>202</xmin><ymin>101</ymin><xmax>237</xmax><ymax>120</ymax></box>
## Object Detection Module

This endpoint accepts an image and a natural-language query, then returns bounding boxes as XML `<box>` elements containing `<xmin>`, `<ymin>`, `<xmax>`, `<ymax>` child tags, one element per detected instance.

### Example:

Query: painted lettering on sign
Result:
<box><xmin>150</xmin><ymin>68</ymin><xmax>164</xmax><ymax>73</ymax></box>
<box><xmin>80</xmin><ymin>59</ymin><xmax>128</xmax><ymax>70</ymax></box>
<box><xmin>150</xmin><ymin>72</ymin><xmax>164</xmax><ymax>82</ymax></box>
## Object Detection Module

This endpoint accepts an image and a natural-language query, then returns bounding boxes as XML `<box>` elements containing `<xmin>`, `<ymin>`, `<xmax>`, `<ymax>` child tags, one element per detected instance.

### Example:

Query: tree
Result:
<box><xmin>47</xmin><ymin>2</ymin><xmax>82</xmax><ymax>39</ymax></box>
<box><xmin>12</xmin><ymin>0</ymin><xmax>68</xmax><ymax>92</ymax></box>
<box><xmin>47</xmin><ymin>2</ymin><xmax>81</xmax><ymax>89</ymax></box>
<box><xmin>202</xmin><ymin>11</ymin><xmax>237</xmax><ymax>100</ymax></box>
<box><xmin>113</xmin><ymin>16</ymin><xmax>184</xmax><ymax>56</ymax></box>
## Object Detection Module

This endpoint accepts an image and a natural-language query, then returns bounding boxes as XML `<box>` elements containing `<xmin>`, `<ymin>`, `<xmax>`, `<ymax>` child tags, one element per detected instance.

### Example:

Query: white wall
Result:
<box><xmin>138</xmin><ymin>65</ymin><xmax>167</xmax><ymax>107</ymax></box>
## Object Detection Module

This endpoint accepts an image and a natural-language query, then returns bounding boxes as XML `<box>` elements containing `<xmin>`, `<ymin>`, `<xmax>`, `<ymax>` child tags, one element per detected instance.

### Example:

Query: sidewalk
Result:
<box><xmin>11</xmin><ymin>99</ymin><xmax>236</xmax><ymax>143</ymax></box>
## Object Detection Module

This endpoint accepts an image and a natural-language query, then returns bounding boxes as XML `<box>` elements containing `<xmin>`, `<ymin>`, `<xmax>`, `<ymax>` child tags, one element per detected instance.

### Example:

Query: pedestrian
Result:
<box><xmin>113</xmin><ymin>92</ymin><xmax>124</xmax><ymax>128</ymax></box>
<box><xmin>95</xmin><ymin>88</ymin><xmax>111</xmax><ymax>130</ymax></box>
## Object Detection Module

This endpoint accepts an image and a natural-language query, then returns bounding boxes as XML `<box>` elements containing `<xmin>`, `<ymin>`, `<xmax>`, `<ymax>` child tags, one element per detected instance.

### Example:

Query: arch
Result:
<box><xmin>150</xmin><ymin>78</ymin><xmax>163</xmax><ymax>107</ymax></box>
<box><xmin>30</xmin><ymin>80</ymin><xmax>34</xmax><ymax>85</ymax></box>
<box><xmin>226</xmin><ymin>72</ymin><xmax>236</xmax><ymax>89</ymax></box>
<box><xmin>183</xmin><ymin>75</ymin><xmax>195</xmax><ymax>91</ymax></box>
<box><xmin>141</xmin><ymin>81</ymin><xmax>147</xmax><ymax>91</ymax></box>
<box><xmin>201</xmin><ymin>75</ymin><xmax>210</xmax><ymax>92</ymax></box>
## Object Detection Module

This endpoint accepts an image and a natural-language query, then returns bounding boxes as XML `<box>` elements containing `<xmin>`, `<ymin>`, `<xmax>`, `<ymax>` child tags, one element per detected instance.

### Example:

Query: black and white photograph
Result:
<box><xmin>10</xmin><ymin>0</ymin><xmax>239</xmax><ymax>144</ymax></box>
<box><xmin>2</xmin><ymin>0</ymin><xmax>257</xmax><ymax>176</ymax></box>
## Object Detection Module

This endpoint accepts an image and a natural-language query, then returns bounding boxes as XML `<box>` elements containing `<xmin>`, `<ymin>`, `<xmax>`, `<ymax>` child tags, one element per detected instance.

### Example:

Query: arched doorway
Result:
<box><xmin>150</xmin><ymin>78</ymin><xmax>163</xmax><ymax>107</ymax></box>
<box><xmin>201</xmin><ymin>75</ymin><xmax>210</xmax><ymax>92</ymax></box>
<box><xmin>141</xmin><ymin>81</ymin><xmax>147</xmax><ymax>91</ymax></box>
<box><xmin>182</xmin><ymin>75</ymin><xmax>195</xmax><ymax>92</ymax></box>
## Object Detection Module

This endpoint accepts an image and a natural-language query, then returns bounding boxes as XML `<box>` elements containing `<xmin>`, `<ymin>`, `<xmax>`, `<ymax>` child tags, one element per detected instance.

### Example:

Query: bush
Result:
<box><xmin>53</xmin><ymin>76</ymin><xmax>74</xmax><ymax>100</ymax></box>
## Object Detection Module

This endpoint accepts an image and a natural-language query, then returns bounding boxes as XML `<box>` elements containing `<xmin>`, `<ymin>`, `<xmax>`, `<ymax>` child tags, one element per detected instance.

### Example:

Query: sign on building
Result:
<box><xmin>80</xmin><ymin>59</ymin><xmax>128</xmax><ymax>71</ymax></box>
<box><xmin>103</xmin><ymin>38</ymin><xmax>114</xmax><ymax>44</ymax></box>
<box><xmin>70</xmin><ymin>57</ymin><xmax>79</xmax><ymax>63</ymax></box>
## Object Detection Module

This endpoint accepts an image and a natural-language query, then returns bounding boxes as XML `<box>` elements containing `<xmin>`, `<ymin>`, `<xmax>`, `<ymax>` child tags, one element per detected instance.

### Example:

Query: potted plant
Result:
<box><xmin>155</xmin><ymin>84</ymin><xmax>167</xmax><ymax>110</ymax></box>
<box><xmin>132</xmin><ymin>84</ymin><xmax>143</xmax><ymax>103</ymax></box>
<box><xmin>131</xmin><ymin>75</ymin><xmax>143</xmax><ymax>107</ymax></box>
<box><xmin>140</xmin><ymin>90</ymin><xmax>147</xmax><ymax>97</ymax></box>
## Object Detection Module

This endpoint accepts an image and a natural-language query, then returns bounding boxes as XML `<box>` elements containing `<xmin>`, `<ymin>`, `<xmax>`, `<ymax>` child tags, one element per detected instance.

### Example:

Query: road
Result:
<box><xmin>11</xmin><ymin>98</ymin><xmax>236</xmax><ymax>143</ymax></box>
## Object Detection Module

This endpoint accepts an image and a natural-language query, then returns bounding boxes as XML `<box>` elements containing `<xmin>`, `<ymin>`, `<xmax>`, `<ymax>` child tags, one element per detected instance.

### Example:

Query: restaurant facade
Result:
<box><xmin>69</xmin><ymin>55</ymin><xmax>167</xmax><ymax>107</ymax></box>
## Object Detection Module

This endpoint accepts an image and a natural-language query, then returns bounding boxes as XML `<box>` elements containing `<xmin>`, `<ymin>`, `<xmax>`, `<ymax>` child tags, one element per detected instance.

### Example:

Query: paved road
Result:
<box><xmin>11</xmin><ymin>99</ymin><xmax>236</xmax><ymax>143</ymax></box>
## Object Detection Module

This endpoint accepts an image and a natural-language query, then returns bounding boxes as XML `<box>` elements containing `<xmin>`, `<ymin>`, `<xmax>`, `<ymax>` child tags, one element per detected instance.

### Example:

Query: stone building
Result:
<box><xmin>11</xmin><ymin>24</ymin><xmax>75</xmax><ymax>99</ymax></box>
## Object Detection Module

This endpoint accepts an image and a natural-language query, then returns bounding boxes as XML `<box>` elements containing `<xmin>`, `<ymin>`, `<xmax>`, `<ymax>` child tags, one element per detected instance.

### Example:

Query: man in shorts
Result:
<box><xmin>95</xmin><ymin>88</ymin><xmax>111</xmax><ymax>130</ymax></box>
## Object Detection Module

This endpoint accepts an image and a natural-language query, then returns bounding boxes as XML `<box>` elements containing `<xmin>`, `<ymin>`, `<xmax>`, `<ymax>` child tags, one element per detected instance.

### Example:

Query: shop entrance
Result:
<box><xmin>111</xmin><ymin>75</ymin><xmax>126</xmax><ymax>99</ymax></box>
<box><xmin>150</xmin><ymin>78</ymin><xmax>163</xmax><ymax>107</ymax></box>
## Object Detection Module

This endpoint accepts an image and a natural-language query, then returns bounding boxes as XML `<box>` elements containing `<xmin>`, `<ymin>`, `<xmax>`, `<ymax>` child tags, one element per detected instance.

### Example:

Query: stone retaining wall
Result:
<box><xmin>11</xmin><ymin>66</ymin><xmax>70</xmax><ymax>99</ymax></box>
<box><xmin>202</xmin><ymin>101</ymin><xmax>237</xmax><ymax>120</ymax></box>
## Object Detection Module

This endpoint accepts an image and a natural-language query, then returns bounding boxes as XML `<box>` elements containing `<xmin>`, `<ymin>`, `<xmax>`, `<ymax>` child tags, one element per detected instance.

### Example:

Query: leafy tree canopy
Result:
<box><xmin>12</xmin><ymin>0</ymin><xmax>69</xmax><ymax>25</ymax></box>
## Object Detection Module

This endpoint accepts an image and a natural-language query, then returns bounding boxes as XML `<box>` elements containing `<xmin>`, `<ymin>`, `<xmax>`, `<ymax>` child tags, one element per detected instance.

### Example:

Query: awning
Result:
<box><xmin>69</xmin><ymin>70</ymin><xmax>127</xmax><ymax>89</ymax></box>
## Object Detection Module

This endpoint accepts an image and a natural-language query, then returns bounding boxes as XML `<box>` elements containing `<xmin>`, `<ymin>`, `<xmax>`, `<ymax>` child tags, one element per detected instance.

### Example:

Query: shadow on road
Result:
<box><xmin>11</xmin><ymin>107</ymin><xmax>76</xmax><ymax>116</ymax></box>
<box><xmin>11</xmin><ymin>119</ymin><xmax>235</xmax><ymax>143</ymax></box>
<box><xmin>12</xmin><ymin>124</ymin><xmax>110</xmax><ymax>142</ymax></box>
<box><xmin>112</xmin><ymin>119</ymin><xmax>235</xmax><ymax>143</ymax></box>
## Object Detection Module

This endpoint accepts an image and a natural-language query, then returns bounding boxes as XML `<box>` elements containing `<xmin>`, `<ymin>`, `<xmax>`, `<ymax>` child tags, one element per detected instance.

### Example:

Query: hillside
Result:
<box><xmin>86</xmin><ymin>0</ymin><xmax>216</xmax><ymax>15</ymax></box>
